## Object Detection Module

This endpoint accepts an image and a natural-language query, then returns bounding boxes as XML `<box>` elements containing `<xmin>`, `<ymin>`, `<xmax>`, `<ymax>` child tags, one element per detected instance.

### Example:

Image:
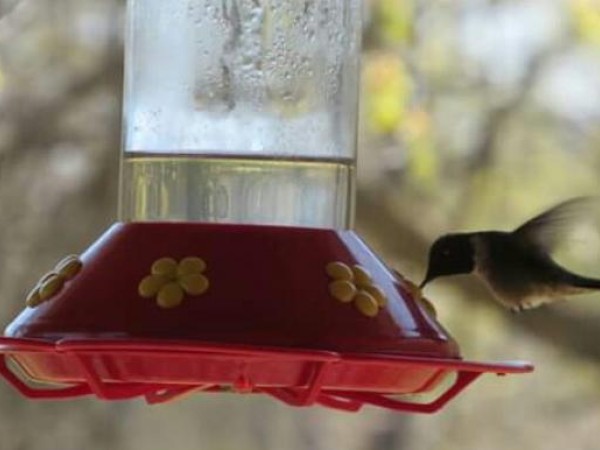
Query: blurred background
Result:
<box><xmin>1</xmin><ymin>0</ymin><xmax>600</xmax><ymax>449</ymax></box>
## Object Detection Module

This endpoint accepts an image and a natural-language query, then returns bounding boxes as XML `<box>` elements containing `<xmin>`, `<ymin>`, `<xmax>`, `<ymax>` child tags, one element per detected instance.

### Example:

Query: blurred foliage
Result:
<box><xmin>1</xmin><ymin>1</ymin><xmax>600</xmax><ymax>450</ymax></box>
<box><xmin>571</xmin><ymin>0</ymin><xmax>600</xmax><ymax>46</ymax></box>
<box><xmin>372</xmin><ymin>0</ymin><xmax>414</xmax><ymax>45</ymax></box>
<box><xmin>364</xmin><ymin>53</ymin><xmax>411</xmax><ymax>134</ymax></box>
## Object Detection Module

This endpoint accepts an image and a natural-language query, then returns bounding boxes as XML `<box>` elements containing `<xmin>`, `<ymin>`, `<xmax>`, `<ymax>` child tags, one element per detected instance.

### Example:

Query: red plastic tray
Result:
<box><xmin>0</xmin><ymin>337</ymin><xmax>532</xmax><ymax>413</ymax></box>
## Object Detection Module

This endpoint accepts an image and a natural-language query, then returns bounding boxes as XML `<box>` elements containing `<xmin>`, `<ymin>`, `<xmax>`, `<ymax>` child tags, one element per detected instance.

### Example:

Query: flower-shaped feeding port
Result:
<box><xmin>138</xmin><ymin>257</ymin><xmax>209</xmax><ymax>309</ymax></box>
<box><xmin>26</xmin><ymin>255</ymin><xmax>83</xmax><ymax>308</ymax></box>
<box><xmin>394</xmin><ymin>272</ymin><xmax>438</xmax><ymax>319</ymax></box>
<box><xmin>326</xmin><ymin>262</ymin><xmax>387</xmax><ymax>317</ymax></box>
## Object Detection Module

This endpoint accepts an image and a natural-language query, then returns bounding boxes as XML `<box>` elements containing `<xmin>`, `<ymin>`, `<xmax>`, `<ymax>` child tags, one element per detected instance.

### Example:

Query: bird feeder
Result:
<box><xmin>0</xmin><ymin>0</ymin><xmax>531</xmax><ymax>413</ymax></box>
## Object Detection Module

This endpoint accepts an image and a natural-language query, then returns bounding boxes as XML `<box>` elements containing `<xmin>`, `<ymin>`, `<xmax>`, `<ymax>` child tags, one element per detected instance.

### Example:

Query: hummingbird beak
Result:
<box><xmin>419</xmin><ymin>273</ymin><xmax>433</xmax><ymax>289</ymax></box>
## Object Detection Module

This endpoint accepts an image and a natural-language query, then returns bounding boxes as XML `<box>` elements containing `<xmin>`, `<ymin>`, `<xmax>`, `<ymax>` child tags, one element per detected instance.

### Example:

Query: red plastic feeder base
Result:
<box><xmin>0</xmin><ymin>223</ymin><xmax>533</xmax><ymax>413</ymax></box>
<box><xmin>0</xmin><ymin>338</ymin><xmax>531</xmax><ymax>413</ymax></box>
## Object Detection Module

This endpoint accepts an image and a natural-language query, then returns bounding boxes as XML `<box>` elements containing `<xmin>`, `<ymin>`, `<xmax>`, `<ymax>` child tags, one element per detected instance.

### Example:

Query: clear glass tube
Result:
<box><xmin>119</xmin><ymin>0</ymin><xmax>362</xmax><ymax>229</ymax></box>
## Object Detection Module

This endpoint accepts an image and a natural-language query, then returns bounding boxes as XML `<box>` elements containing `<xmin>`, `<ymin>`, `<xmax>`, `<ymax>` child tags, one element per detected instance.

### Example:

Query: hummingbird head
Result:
<box><xmin>421</xmin><ymin>233</ymin><xmax>475</xmax><ymax>288</ymax></box>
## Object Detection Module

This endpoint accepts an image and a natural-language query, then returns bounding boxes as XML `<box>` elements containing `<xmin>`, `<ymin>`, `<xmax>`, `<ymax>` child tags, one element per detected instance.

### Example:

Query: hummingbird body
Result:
<box><xmin>471</xmin><ymin>231</ymin><xmax>600</xmax><ymax>311</ymax></box>
<box><xmin>421</xmin><ymin>198</ymin><xmax>600</xmax><ymax>311</ymax></box>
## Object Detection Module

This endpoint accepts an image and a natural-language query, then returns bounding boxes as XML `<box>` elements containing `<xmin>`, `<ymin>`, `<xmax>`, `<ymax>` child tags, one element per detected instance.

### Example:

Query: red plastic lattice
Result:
<box><xmin>0</xmin><ymin>337</ymin><xmax>532</xmax><ymax>413</ymax></box>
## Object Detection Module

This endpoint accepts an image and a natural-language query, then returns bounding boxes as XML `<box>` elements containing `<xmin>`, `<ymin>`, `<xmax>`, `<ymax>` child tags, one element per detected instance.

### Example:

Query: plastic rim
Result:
<box><xmin>0</xmin><ymin>337</ymin><xmax>532</xmax><ymax>413</ymax></box>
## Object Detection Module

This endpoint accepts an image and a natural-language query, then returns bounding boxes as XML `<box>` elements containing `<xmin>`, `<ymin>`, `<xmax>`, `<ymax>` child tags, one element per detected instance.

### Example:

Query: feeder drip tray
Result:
<box><xmin>0</xmin><ymin>338</ymin><xmax>530</xmax><ymax>413</ymax></box>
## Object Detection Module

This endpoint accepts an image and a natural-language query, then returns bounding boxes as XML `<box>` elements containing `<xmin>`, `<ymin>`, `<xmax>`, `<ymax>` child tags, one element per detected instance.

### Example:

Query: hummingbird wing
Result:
<box><xmin>512</xmin><ymin>197</ymin><xmax>598</xmax><ymax>254</ymax></box>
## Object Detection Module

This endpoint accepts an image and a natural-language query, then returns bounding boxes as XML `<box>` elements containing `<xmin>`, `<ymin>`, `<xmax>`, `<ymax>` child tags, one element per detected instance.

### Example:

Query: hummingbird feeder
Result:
<box><xmin>0</xmin><ymin>0</ymin><xmax>531</xmax><ymax>413</ymax></box>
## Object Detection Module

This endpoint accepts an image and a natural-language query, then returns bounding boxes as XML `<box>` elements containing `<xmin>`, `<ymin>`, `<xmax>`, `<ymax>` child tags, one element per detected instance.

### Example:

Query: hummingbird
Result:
<box><xmin>420</xmin><ymin>197</ymin><xmax>600</xmax><ymax>312</ymax></box>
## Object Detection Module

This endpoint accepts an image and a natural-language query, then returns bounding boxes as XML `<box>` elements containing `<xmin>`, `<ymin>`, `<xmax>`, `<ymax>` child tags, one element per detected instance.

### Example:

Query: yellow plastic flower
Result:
<box><xmin>326</xmin><ymin>262</ymin><xmax>387</xmax><ymax>318</ymax></box>
<box><xmin>400</xmin><ymin>277</ymin><xmax>437</xmax><ymax>319</ymax></box>
<box><xmin>138</xmin><ymin>256</ymin><xmax>209</xmax><ymax>309</ymax></box>
<box><xmin>26</xmin><ymin>255</ymin><xmax>83</xmax><ymax>308</ymax></box>
<box><xmin>392</xmin><ymin>270</ymin><xmax>437</xmax><ymax>318</ymax></box>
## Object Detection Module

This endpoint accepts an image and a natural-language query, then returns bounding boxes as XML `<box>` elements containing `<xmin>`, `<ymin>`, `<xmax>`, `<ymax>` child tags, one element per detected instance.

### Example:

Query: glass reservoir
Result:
<box><xmin>119</xmin><ymin>0</ymin><xmax>362</xmax><ymax>228</ymax></box>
